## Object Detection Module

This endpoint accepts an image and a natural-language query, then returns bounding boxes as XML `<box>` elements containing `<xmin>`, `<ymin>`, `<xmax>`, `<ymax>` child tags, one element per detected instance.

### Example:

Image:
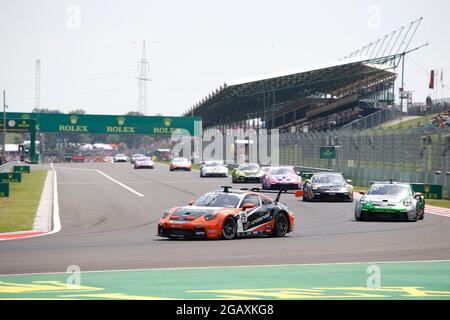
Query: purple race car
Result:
<box><xmin>262</xmin><ymin>167</ymin><xmax>302</xmax><ymax>190</ymax></box>
<box><xmin>134</xmin><ymin>157</ymin><xmax>154</xmax><ymax>169</ymax></box>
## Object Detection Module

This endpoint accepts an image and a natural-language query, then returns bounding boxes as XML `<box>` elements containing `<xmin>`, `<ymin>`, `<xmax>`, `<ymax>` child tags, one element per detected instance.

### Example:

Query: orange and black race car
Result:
<box><xmin>157</xmin><ymin>186</ymin><xmax>303</xmax><ymax>240</ymax></box>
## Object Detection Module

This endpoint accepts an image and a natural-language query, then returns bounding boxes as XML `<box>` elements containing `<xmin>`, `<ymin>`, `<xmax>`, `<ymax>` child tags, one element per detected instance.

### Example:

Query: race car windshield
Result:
<box><xmin>173</xmin><ymin>158</ymin><xmax>188</xmax><ymax>163</ymax></box>
<box><xmin>193</xmin><ymin>193</ymin><xmax>240</xmax><ymax>208</ymax></box>
<box><xmin>368</xmin><ymin>185</ymin><xmax>411</xmax><ymax>197</ymax></box>
<box><xmin>205</xmin><ymin>162</ymin><xmax>224</xmax><ymax>166</ymax></box>
<box><xmin>133</xmin><ymin>154</ymin><xmax>144</xmax><ymax>158</ymax></box>
<box><xmin>313</xmin><ymin>175</ymin><xmax>345</xmax><ymax>184</ymax></box>
<box><xmin>269</xmin><ymin>168</ymin><xmax>294</xmax><ymax>175</ymax></box>
<box><xmin>239</xmin><ymin>164</ymin><xmax>260</xmax><ymax>171</ymax></box>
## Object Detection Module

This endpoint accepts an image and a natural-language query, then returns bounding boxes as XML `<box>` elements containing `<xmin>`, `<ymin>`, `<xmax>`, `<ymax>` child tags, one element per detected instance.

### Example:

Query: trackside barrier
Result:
<box><xmin>0</xmin><ymin>172</ymin><xmax>22</xmax><ymax>183</ymax></box>
<box><xmin>13</xmin><ymin>165</ymin><xmax>30</xmax><ymax>173</ymax></box>
<box><xmin>0</xmin><ymin>182</ymin><xmax>9</xmax><ymax>197</ymax></box>
<box><xmin>0</xmin><ymin>162</ymin><xmax>28</xmax><ymax>197</ymax></box>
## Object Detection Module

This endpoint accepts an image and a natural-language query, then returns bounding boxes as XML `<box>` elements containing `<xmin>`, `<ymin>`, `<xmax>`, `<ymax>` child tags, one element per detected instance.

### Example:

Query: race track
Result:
<box><xmin>1</xmin><ymin>162</ymin><xmax>450</xmax><ymax>275</ymax></box>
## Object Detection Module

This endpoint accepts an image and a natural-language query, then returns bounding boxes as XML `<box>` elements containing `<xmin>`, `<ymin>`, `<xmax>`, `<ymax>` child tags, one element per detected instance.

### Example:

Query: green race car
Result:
<box><xmin>231</xmin><ymin>163</ymin><xmax>264</xmax><ymax>183</ymax></box>
<box><xmin>355</xmin><ymin>181</ymin><xmax>425</xmax><ymax>222</ymax></box>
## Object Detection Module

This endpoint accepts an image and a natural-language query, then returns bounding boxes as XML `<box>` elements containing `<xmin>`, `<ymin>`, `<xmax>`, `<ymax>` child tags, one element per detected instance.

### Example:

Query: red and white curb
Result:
<box><xmin>424</xmin><ymin>205</ymin><xmax>450</xmax><ymax>217</ymax></box>
<box><xmin>0</xmin><ymin>231</ymin><xmax>46</xmax><ymax>240</ymax></box>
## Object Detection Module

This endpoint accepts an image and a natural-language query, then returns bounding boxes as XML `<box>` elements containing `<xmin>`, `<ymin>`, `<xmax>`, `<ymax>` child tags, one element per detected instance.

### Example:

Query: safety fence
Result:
<box><xmin>279</xmin><ymin>127</ymin><xmax>450</xmax><ymax>198</ymax></box>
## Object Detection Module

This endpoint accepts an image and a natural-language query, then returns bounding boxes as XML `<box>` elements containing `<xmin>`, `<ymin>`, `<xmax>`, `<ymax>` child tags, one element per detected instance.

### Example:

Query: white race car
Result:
<box><xmin>200</xmin><ymin>161</ymin><xmax>228</xmax><ymax>177</ymax></box>
<box><xmin>114</xmin><ymin>154</ymin><xmax>129</xmax><ymax>163</ymax></box>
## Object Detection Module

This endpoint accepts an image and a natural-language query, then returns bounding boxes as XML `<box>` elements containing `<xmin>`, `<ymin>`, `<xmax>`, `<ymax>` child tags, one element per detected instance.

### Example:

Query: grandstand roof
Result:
<box><xmin>184</xmin><ymin>55</ymin><xmax>397</xmax><ymax>128</ymax></box>
<box><xmin>226</xmin><ymin>55</ymin><xmax>391</xmax><ymax>86</ymax></box>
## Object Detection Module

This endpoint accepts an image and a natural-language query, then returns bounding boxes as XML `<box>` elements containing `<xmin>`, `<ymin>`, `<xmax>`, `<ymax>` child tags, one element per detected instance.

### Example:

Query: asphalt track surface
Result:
<box><xmin>1</xmin><ymin>163</ymin><xmax>450</xmax><ymax>275</ymax></box>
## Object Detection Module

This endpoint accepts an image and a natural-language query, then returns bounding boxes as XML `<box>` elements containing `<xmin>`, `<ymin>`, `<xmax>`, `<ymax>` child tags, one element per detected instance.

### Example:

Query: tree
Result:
<box><xmin>68</xmin><ymin>109</ymin><xmax>87</xmax><ymax>114</ymax></box>
<box><xmin>32</xmin><ymin>108</ymin><xmax>62</xmax><ymax>114</ymax></box>
<box><xmin>126</xmin><ymin>111</ymin><xmax>144</xmax><ymax>116</ymax></box>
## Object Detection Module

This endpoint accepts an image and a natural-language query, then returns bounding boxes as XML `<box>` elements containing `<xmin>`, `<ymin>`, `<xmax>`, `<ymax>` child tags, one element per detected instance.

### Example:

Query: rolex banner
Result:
<box><xmin>5</xmin><ymin>113</ymin><xmax>201</xmax><ymax>135</ymax></box>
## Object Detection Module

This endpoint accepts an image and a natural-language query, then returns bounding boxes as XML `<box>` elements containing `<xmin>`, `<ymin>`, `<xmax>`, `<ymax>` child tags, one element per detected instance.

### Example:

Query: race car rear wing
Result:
<box><xmin>244</xmin><ymin>188</ymin><xmax>304</xmax><ymax>203</ymax></box>
<box><xmin>221</xmin><ymin>185</ymin><xmax>303</xmax><ymax>202</ymax></box>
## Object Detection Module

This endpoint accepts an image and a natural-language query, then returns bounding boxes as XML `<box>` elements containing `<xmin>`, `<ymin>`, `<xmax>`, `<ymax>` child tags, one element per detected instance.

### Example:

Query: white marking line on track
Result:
<box><xmin>48</xmin><ymin>163</ymin><xmax>61</xmax><ymax>234</ymax></box>
<box><xmin>52</xmin><ymin>165</ymin><xmax>144</xmax><ymax>197</ymax></box>
<box><xmin>95</xmin><ymin>170</ymin><xmax>144</xmax><ymax>197</ymax></box>
<box><xmin>1</xmin><ymin>259</ymin><xmax>450</xmax><ymax>277</ymax></box>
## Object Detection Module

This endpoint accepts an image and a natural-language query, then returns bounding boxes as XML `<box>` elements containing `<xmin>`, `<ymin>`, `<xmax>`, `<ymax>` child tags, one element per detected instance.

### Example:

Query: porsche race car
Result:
<box><xmin>134</xmin><ymin>157</ymin><xmax>154</xmax><ymax>169</ymax></box>
<box><xmin>302</xmin><ymin>172</ymin><xmax>353</xmax><ymax>202</ymax></box>
<box><xmin>131</xmin><ymin>154</ymin><xmax>146</xmax><ymax>164</ymax></box>
<box><xmin>262</xmin><ymin>166</ymin><xmax>302</xmax><ymax>190</ymax></box>
<box><xmin>158</xmin><ymin>186</ymin><xmax>304</xmax><ymax>240</ymax></box>
<box><xmin>169</xmin><ymin>158</ymin><xmax>192</xmax><ymax>171</ymax></box>
<box><xmin>114</xmin><ymin>154</ymin><xmax>129</xmax><ymax>163</ymax></box>
<box><xmin>355</xmin><ymin>181</ymin><xmax>425</xmax><ymax>222</ymax></box>
<box><xmin>200</xmin><ymin>160</ymin><xmax>228</xmax><ymax>177</ymax></box>
<box><xmin>231</xmin><ymin>163</ymin><xmax>264</xmax><ymax>183</ymax></box>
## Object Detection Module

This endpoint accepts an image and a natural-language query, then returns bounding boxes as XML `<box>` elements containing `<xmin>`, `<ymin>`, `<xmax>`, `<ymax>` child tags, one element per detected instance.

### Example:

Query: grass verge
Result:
<box><xmin>426</xmin><ymin>199</ymin><xmax>450</xmax><ymax>209</ymax></box>
<box><xmin>0</xmin><ymin>170</ymin><xmax>48</xmax><ymax>233</ymax></box>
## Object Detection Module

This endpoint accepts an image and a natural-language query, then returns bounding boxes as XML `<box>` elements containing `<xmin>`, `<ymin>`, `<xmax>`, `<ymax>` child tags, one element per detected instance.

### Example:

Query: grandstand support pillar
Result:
<box><xmin>272</xmin><ymin>90</ymin><xmax>276</xmax><ymax>130</ymax></box>
<box><xmin>262</xmin><ymin>91</ymin><xmax>266</xmax><ymax>129</ymax></box>
<box><xmin>399</xmin><ymin>52</ymin><xmax>406</xmax><ymax>115</ymax></box>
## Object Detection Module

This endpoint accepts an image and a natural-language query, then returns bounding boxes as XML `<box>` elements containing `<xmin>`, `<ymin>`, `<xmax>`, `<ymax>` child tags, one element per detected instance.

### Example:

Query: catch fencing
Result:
<box><xmin>279</xmin><ymin>127</ymin><xmax>450</xmax><ymax>198</ymax></box>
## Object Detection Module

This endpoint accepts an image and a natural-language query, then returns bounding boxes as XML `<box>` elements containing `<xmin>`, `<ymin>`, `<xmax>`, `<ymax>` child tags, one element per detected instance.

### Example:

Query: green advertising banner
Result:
<box><xmin>411</xmin><ymin>183</ymin><xmax>443</xmax><ymax>200</ymax></box>
<box><xmin>0</xmin><ymin>118</ymin><xmax>36</xmax><ymax>132</ymax></box>
<box><xmin>5</xmin><ymin>112</ymin><xmax>201</xmax><ymax>135</ymax></box>
<box><xmin>0</xmin><ymin>182</ymin><xmax>9</xmax><ymax>197</ymax></box>
<box><xmin>320</xmin><ymin>146</ymin><xmax>336</xmax><ymax>159</ymax></box>
<box><xmin>13</xmin><ymin>166</ymin><xmax>31</xmax><ymax>173</ymax></box>
<box><xmin>0</xmin><ymin>172</ymin><xmax>22</xmax><ymax>183</ymax></box>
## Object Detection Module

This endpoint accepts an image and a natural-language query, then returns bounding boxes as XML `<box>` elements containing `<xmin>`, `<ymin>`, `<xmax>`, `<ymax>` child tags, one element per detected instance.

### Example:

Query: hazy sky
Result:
<box><xmin>0</xmin><ymin>0</ymin><xmax>449</xmax><ymax>116</ymax></box>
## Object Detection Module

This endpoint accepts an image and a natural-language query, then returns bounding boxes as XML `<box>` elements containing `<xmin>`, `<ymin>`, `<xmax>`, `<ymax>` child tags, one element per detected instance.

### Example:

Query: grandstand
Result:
<box><xmin>184</xmin><ymin>57</ymin><xmax>396</xmax><ymax>133</ymax></box>
<box><xmin>183</xmin><ymin>19</ymin><xmax>425</xmax><ymax>133</ymax></box>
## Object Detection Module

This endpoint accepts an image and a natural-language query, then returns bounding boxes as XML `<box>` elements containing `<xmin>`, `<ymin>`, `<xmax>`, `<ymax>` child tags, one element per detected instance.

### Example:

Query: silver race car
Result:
<box><xmin>200</xmin><ymin>161</ymin><xmax>228</xmax><ymax>177</ymax></box>
<box><xmin>302</xmin><ymin>172</ymin><xmax>353</xmax><ymax>202</ymax></box>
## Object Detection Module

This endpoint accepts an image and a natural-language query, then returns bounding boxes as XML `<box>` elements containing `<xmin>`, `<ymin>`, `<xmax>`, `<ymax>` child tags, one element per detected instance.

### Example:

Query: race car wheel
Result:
<box><xmin>273</xmin><ymin>213</ymin><xmax>289</xmax><ymax>237</ymax></box>
<box><xmin>232</xmin><ymin>176</ymin><xmax>237</xmax><ymax>183</ymax></box>
<box><xmin>419</xmin><ymin>209</ymin><xmax>425</xmax><ymax>220</ymax></box>
<box><xmin>222</xmin><ymin>217</ymin><xmax>237</xmax><ymax>240</ymax></box>
<box><xmin>409</xmin><ymin>212</ymin><xmax>418</xmax><ymax>222</ymax></box>
<box><xmin>302</xmin><ymin>191</ymin><xmax>309</xmax><ymax>202</ymax></box>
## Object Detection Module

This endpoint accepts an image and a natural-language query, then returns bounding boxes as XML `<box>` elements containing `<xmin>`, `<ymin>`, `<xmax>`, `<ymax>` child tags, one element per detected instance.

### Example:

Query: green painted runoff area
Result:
<box><xmin>0</xmin><ymin>261</ymin><xmax>449</xmax><ymax>300</ymax></box>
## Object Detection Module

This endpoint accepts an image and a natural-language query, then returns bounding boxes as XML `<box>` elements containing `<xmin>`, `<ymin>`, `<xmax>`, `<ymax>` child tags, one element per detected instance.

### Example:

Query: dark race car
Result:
<box><xmin>302</xmin><ymin>172</ymin><xmax>353</xmax><ymax>202</ymax></box>
<box><xmin>158</xmin><ymin>186</ymin><xmax>304</xmax><ymax>240</ymax></box>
